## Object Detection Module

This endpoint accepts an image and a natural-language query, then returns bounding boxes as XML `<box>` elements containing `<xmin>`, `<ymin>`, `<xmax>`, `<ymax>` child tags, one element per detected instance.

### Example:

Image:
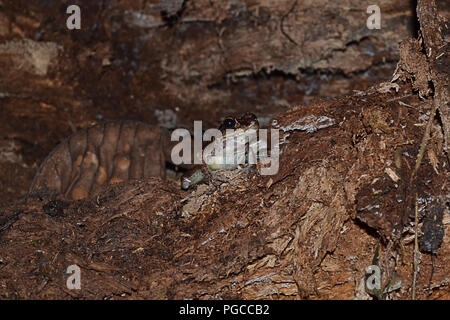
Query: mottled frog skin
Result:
<box><xmin>181</xmin><ymin>113</ymin><xmax>259</xmax><ymax>190</ymax></box>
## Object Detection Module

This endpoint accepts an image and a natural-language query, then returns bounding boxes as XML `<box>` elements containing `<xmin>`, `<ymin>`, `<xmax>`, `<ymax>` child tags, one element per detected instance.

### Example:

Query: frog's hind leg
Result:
<box><xmin>209</xmin><ymin>170</ymin><xmax>235</xmax><ymax>188</ymax></box>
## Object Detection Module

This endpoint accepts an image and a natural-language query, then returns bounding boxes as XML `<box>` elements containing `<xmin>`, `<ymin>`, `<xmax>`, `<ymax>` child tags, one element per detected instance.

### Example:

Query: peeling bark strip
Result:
<box><xmin>416</xmin><ymin>0</ymin><xmax>450</xmax><ymax>159</ymax></box>
<box><xmin>30</xmin><ymin>121</ymin><xmax>168</xmax><ymax>200</ymax></box>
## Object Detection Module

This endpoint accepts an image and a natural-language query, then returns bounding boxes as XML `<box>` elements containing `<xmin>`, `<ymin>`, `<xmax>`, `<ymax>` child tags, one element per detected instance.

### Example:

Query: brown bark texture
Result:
<box><xmin>0</xmin><ymin>0</ymin><xmax>448</xmax><ymax>300</ymax></box>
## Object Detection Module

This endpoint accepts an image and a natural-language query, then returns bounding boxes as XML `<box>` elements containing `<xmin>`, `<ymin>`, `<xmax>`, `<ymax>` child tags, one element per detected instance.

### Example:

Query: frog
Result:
<box><xmin>181</xmin><ymin>112</ymin><xmax>260</xmax><ymax>190</ymax></box>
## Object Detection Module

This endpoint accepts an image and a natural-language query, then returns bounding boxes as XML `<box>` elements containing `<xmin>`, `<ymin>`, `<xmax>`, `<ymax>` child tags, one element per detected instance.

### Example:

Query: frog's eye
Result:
<box><xmin>223</xmin><ymin>117</ymin><xmax>236</xmax><ymax>129</ymax></box>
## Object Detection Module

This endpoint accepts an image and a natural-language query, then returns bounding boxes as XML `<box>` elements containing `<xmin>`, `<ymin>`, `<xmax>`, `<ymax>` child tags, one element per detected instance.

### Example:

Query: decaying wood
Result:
<box><xmin>2</xmin><ymin>86</ymin><xmax>448</xmax><ymax>299</ymax></box>
<box><xmin>30</xmin><ymin>121</ymin><xmax>169</xmax><ymax>200</ymax></box>
<box><xmin>416</xmin><ymin>0</ymin><xmax>449</xmax><ymax>159</ymax></box>
<box><xmin>393</xmin><ymin>0</ymin><xmax>449</xmax><ymax>159</ymax></box>
<box><xmin>0</xmin><ymin>0</ymin><xmax>417</xmax><ymax>130</ymax></box>
<box><xmin>0</xmin><ymin>0</ymin><xmax>448</xmax><ymax>301</ymax></box>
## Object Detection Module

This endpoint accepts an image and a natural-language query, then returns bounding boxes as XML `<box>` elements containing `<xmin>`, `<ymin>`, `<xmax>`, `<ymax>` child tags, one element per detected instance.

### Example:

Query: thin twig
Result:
<box><xmin>411</xmin><ymin>100</ymin><xmax>438</xmax><ymax>181</ymax></box>
<box><xmin>411</xmin><ymin>194</ymin><xmax>420</xmax><ymax>300</ymax></box>
<box><xmin>386</xmin><ymin>94</ymin><xmax>412</xmax><ymax>102</ymax></box>
<box><xmin>428</xmin><ymin>254</ymin><xmax>436</xmax><ymax>294</ymax></box>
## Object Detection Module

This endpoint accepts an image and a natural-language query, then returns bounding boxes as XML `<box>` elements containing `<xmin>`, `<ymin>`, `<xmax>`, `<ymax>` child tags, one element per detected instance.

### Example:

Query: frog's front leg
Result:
<box><xmin>181</xmin><ymin>166</ymin><xmax>207</xmax><ymax>190</ymax></box>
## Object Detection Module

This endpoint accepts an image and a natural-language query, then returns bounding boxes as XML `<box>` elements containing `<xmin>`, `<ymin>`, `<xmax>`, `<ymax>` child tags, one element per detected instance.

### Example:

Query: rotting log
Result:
<box><xmin>1</xmin><ymin>79</ymin><xmax>448</xmax><ymax>299</ymax></box>
<box><xmin>0</xmin><ymin>0</ymin><xmax>448</xmax><ymax>300</ymax></box>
